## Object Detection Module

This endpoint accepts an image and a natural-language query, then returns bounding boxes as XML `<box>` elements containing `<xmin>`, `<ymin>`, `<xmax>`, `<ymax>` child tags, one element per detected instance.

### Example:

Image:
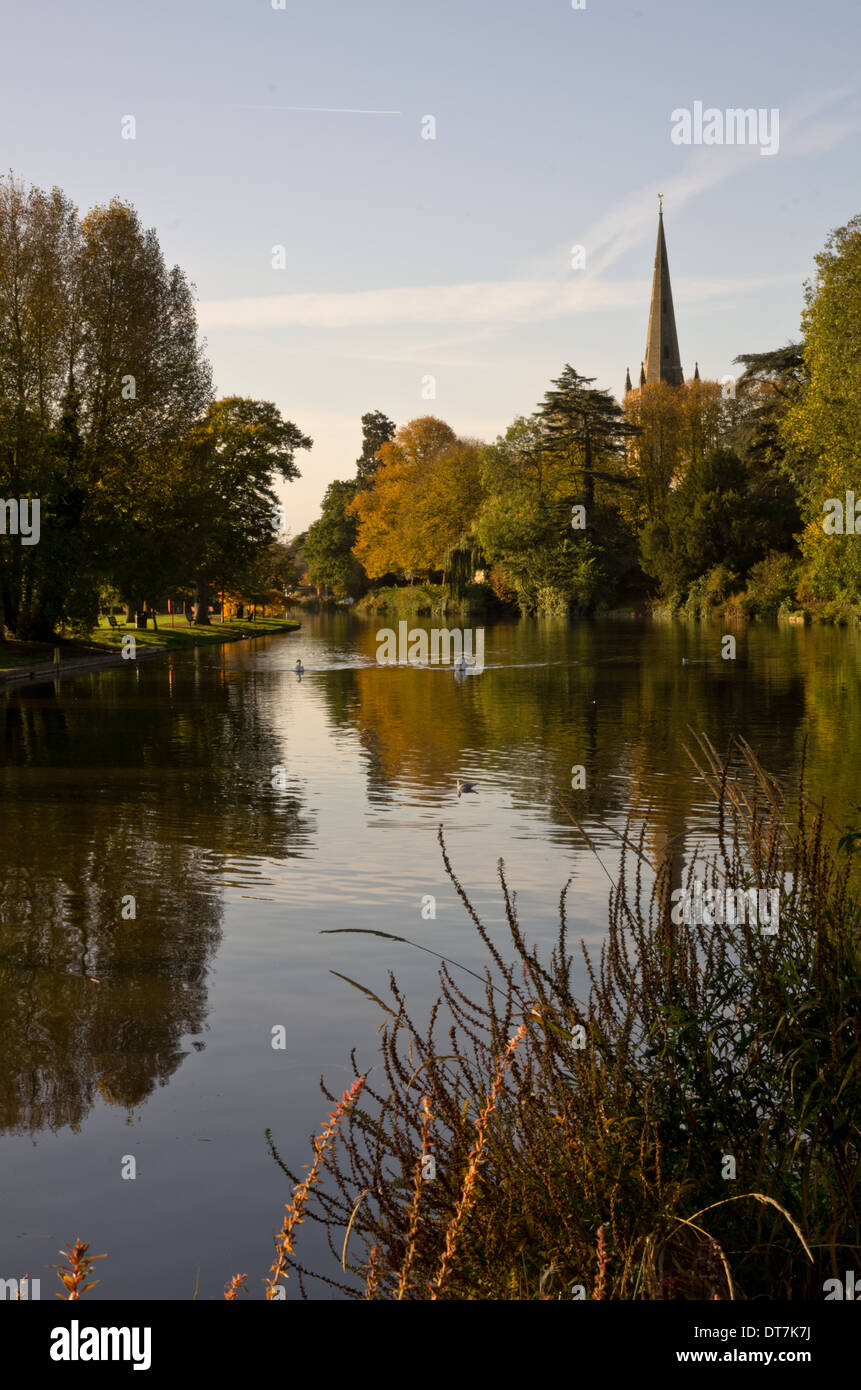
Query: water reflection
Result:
<box><xmin>0</xmin><ymin>650</ymin><xmax>313</xmax><ymax>1134</ymax></box>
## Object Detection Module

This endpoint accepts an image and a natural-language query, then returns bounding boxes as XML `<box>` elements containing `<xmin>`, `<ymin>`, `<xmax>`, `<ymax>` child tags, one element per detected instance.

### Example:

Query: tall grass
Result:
<box><xmin>268</xmin><ymin>734</ymin><xmax>860</xmax><ymax>1299</ymax></box>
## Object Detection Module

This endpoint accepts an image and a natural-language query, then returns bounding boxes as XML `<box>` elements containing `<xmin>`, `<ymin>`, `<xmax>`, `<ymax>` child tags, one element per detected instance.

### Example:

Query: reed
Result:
<box><xmin>264</xmin><ymin>1075</ymin><xmax>364</xmax><ymax>1300</ymax></box>
<box><xmin>51</xmin><ymin>1239</ymin><xmax>106</xmax><ymax>1300</ymax></box>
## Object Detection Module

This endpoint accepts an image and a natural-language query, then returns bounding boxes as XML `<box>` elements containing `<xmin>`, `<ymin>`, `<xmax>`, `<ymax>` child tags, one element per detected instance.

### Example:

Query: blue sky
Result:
<box><xmin>3</xmin><ymin>0</ymin><xmax>859</xmax><ymax>527</ymax></box>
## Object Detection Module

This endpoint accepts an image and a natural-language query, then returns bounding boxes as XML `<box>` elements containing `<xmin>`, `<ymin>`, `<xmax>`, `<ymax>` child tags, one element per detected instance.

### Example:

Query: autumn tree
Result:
<box><xmin>349</xmin><ymin>417</ymin><xmax>482</xmax><ymax>580</ymax></box>
<box><xmin>621</xmin><ymin>381</ymin><xmax>686</xmax><ymax>528</ymax></box>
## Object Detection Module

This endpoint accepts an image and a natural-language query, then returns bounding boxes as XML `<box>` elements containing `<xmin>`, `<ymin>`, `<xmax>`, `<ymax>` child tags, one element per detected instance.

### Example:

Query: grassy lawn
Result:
<box><xmin>86</xmin><ymin>614</ymin><xmax>299</xmax><ymax>653</ymax></box>
<box><xmin>0</xmin><ymin>615</ymin><xmax>300</xmax><ymax>672</ymax></box>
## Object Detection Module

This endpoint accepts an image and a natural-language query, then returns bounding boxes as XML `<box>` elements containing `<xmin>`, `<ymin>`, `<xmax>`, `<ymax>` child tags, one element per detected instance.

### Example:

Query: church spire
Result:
<box><xmin>643</xmin><ymin>199</ymin><xmax>684</xmax><ymax>387</ymax></box>
<box><xmin>625</xmin><ymin>366</ymin><xmax>633</xmax><ymax>394</ymax></box>
<box><xmin>639</xmin><ymin>360</ymin><xmax>646</xmax><ymax>387</ymax></box>
<box><xmin>693</xmin><ymin>361</ymin><xmax>700</xmax><ymax>380</ymax></box>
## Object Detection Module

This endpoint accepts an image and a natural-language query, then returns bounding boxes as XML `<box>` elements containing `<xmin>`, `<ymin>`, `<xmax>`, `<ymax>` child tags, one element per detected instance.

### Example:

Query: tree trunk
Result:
<box><xmin>193</xmin><ymin>575</ymin><xmax>211</xmax><ymax>625</ymax></box>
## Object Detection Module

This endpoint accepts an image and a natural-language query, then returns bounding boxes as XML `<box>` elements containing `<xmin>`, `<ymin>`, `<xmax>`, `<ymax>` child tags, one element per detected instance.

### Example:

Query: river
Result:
<box><xmin>0</xmin><ymin>612</ymin><xmax>857</xmax><ymax>1298</ymax></box>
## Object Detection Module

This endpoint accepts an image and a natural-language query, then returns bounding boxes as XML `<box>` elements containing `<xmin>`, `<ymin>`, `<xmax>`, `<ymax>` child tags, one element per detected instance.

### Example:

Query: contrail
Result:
<box><xmin>238</xmin><ymin>105</ymin><xmax>401</xmax><ymax>115</ymax></box>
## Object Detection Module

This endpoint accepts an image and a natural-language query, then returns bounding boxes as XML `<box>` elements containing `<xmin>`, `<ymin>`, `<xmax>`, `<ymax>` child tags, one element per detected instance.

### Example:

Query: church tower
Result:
<box><xmin>643</xmin><ymin>200</ymin><xmax>684</xmax><ymax>387</ymax></box>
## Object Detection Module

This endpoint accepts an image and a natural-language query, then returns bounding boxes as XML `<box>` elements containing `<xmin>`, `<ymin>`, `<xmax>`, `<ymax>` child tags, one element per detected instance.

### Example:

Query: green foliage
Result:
<box><xmin>641</xmin><ymin>448</ymin><xmax>799</xmax><ymax>605</ymax></box>
<box><xmin>742</xmin><ymin>552</ymin><xmax>799</xmax><ymax>619</ymax></box>
<box><xmin>0</xmin><ymin>173</ymin><xmax>310</xmax><ymax>639</ymax></box>
<box><xmin>302</xmin><ymin>479</ymin><xmax>367</xmax><ymax>598</ymax></box>
<box><xmin>782</xmin><ymin>217</ymin><xmax>861</xmax><ymax>605</ymax></box>
<box><xmin>476</xmin><ymin>414</ymin><xmax>616</xmax><ymax>615</ymax></box>
<box><xmin>354</xmin><ymin>583</ymin><xmax>465</xmax><ymax>620</ymax></box>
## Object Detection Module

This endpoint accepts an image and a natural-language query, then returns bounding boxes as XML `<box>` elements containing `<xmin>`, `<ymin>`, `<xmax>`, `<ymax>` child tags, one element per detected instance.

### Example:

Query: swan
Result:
<box><xmin>295</xmin><ymin>659</ymin><xmax>304</xmax><ymax>674</ymax></box>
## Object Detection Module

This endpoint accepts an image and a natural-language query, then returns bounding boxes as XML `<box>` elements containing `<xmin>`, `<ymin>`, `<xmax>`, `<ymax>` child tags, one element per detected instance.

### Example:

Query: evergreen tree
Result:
<box><xmin>355</xmin><ymin>410</ymin><xmax>395</xmax><ymax>488</ymax></box>
<box><xmin>537</xmin><ymin>365</ymin><xmax>636</xmax><ymax>512</ymax></box>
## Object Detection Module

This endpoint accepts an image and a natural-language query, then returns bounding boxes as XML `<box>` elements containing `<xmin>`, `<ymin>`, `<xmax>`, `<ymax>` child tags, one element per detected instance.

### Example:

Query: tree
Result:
<box><xmin>0</xmin><ymin>176</ymin><xmax>80</xmax><ymax>636</ymax></box>
<box><xmin>349</xmin><ymin>416</ymin><xmax>464</xmax><ymax>578</ymax></box>
<box><xmin>537</xmin><ymin>365</ymin><xmax>635</xmax><ymax>512</ymax></box>
<box><xmin>622</xmin><ymin>381</ymin><xmax>687</xmax><ymax>529</ymax></box>
<box><xmin>640</xmin><ymin>446</ymin><xmax>799</xmax><ymax>601</ymax></box>
<box><xmin>477</xmin><ymin>416</ymin><xmax>607</xmax><ymax>615</ymax></box>
<box><xmin>76</xmin><ymin>198</ymin><xmax>213</xmax><ymax>623</ymax></box>
<box><xmin>779</xmin><ymin>219</ymin><xmax>861</xmax><ymax>603</ymax></box>
<box><xmin>179</xmin><ymin>397</ymin><xmax>312</xmax><ymax>624</ymax></box>
<box><xmin>304</xmin><ymin>480</ymin><xmax>367</xmax><ymax>597</ymax></box>
<box><xmin>355</xmin><ymin>410</ymin><xmax>395</xmax><ymax>488</ymax></box>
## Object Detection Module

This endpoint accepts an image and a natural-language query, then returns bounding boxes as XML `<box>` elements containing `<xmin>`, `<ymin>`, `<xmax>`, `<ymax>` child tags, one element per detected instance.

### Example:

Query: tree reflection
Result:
<box><xmin>0</xmin><ymin>651</ymin><xmax>312</xmax><ymax>1134</ymax></box>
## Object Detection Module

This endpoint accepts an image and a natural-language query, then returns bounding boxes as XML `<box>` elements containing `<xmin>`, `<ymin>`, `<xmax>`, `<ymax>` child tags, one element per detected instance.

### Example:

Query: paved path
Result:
<box><xmin>0</xmin><ymin>626</ymin><xmax>298</xmax><ymax>691</ymax></box>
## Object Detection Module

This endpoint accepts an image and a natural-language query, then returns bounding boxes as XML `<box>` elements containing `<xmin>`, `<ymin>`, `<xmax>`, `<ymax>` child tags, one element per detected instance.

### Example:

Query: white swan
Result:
<box><xmin>295</xmin><ymin>659</ymin><xmax>304</xmax><ymax>674</ymax></box>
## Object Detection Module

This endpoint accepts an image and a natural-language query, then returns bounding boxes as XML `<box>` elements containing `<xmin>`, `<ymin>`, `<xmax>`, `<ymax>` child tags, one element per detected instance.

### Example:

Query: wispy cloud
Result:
<box><xmin>198</xmin><ymin>272</ymin><xmax>798</xmax><ymax>331</ymax></box>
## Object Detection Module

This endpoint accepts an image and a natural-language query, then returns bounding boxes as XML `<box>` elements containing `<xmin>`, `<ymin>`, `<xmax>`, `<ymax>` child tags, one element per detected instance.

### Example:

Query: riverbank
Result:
<box><xmin>0</xmin><ymin>616</ymin><xmax>300</xmax><ymax>689</ymax></box>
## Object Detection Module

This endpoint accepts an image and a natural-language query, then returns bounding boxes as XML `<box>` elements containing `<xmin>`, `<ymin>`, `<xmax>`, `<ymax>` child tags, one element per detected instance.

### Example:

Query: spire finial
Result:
<box><xmin>658</xmin><ymin>192</ymin><xmax>663</xmax><ymax>215</ymax></box>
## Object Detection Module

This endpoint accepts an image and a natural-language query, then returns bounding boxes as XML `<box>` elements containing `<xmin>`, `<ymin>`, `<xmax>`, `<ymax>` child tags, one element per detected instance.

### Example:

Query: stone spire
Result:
<box><xmin>639</xmin><ymin>361</ymin><xmax>646</xmax><ymax>387</ymax></box>
<box><xmin>643</xmin><ymin>199</ymin><xmax>684</xmax><ymax>387</ymax></box>
<box><xmin>693</xmin><ymin>361</ymin><xmax>700</xmax><ymax>380</ymax></box>
<box><xmin>625</xmin><ymin>366</ymin><xmax>633</xmax><ymax>394</ymax></box>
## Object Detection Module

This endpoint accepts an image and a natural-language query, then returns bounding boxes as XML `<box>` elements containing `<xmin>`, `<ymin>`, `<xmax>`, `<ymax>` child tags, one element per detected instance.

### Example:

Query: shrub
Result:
<box><xmin>744</xmin><ymin>552</ymin><xmax>799</xmax><ymax>619</ymax></box>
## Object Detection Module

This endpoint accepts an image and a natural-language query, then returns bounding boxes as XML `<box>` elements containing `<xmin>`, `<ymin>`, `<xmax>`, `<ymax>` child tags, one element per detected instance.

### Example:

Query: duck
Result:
<box><xmin>456</xmin><ymin>778</ymin><xmax>477</xmax><ymax>795</ymax></box>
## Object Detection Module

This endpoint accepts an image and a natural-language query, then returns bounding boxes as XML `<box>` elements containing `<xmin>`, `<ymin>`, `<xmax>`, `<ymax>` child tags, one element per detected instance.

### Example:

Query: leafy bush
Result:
<box><xmin>743</xmin><ymin>552</ymin><xmax>799</xmax><ymax>619</ymax></box>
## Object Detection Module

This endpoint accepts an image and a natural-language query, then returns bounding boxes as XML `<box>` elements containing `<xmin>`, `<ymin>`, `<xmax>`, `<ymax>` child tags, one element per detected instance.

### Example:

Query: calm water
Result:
<box><xmin>1</xmin><ymin>613</ymin><xmax>858</xmax><ymax>1298</ymax></box>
